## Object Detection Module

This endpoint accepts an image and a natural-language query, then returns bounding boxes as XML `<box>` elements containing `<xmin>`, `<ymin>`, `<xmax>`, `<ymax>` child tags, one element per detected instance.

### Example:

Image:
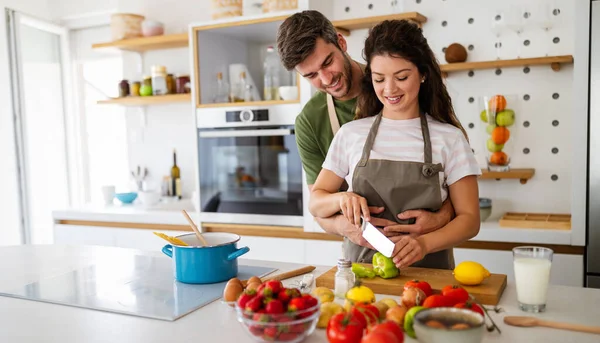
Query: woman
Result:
<box><xmin>309</xmin><ymin>20</ymin><xmax>481</xmax><ymax>270</ymax></box>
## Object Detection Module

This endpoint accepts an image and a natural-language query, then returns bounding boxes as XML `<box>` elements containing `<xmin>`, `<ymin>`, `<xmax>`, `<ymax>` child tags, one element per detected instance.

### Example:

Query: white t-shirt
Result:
<box><xmin>322</xmin><ymin>114</ymin><xmax>481</xmax><ymax>202</ymax></box>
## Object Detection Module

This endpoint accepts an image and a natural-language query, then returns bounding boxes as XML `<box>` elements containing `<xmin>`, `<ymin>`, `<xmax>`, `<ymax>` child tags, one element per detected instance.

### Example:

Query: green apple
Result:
<box><xmin>496</xmin><ymin>109</ymin><xmax>515</xmax><ymax>127</ymax></box>
<box><xmin>486</xmin><ymin>124</ymin><xmax>497</xmax><ymax>135</ymax></box>
<box><xmin>487</xmin><ymin>138</ymin><xmax>504</xmax><ymax>152</ymax></box>
<box><xmin>480</xmin><ymin>110</ymin><xmax>488</xmax><ymax>123</ymax></box>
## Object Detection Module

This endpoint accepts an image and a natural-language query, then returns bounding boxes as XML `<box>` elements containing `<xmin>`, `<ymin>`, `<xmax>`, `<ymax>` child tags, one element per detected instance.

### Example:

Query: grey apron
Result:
<box><xmin>343</xmin><ymin>113</ymin><xmax>455</xmax><ymax>270</ymax></box>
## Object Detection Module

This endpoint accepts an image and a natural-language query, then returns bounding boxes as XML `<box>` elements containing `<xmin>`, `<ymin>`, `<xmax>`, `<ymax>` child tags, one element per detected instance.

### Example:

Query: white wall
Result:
<box><xmin>0</xmin><ymin>0</ymin><xmax>54</xmax><ymax>246</ymax></box>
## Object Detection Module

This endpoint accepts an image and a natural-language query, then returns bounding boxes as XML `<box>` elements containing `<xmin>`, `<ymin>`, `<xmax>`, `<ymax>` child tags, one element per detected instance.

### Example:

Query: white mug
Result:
<box><xmin>101</xmin><ymin>185</ymin><xmax>116</xmax><ymax>206</ymax></box>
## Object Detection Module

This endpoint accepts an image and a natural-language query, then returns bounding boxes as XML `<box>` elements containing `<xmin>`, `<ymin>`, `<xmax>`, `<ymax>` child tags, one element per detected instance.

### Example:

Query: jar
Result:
<box><xmin>166</xmin><ymin>74</ymin><xmax>176</xmax><ymax>94</ymax></box>
<box><xmin>140</xmin><ymin>76</ymin><xmax>153</xmax><ymax>96</ymax></box>
<box><xmin>118</xmin><ymin>80</ymin><xmax>130</xmax><ymax>97</ymax></box>
<box><xmin>131</xmin><ymin>81</ymin><xmax>141</xmax><ymax>96</ymax></box>
<box><xmin>334</xmin><ymin>259</ymin><xmax>355</xmax><ymax>299</ymax></box>
<box><xmin>151</xmin><ymin>65</ymin><xmax>167</xmax><ymax>95</ymax></box>
<box><xmin>479</xmin><ymin>94</ymin><xmax>517</xmax><ymax>172</ymax></box>
<box><xmin>176</xmin><ymin>74</ymin><xmax>191</xmax><ymax>94</ymax></box>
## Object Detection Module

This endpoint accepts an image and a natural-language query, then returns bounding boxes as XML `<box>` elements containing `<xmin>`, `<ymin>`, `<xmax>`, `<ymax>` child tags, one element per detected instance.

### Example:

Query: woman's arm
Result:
<box><xmin>392</xmin><ymin>175</ymin><xmax>480</xmax><ymax>268</ymax></box>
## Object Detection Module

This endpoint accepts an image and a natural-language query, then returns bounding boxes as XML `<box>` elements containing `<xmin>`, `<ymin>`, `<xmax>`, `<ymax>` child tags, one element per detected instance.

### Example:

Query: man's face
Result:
<box><xmin>295</xmin><ymin>36</ymin><xmax>353</xmax><ymax>99</ymax></box>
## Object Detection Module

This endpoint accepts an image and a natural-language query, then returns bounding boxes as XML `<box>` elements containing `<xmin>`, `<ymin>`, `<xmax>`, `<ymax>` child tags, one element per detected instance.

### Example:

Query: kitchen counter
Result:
<box><xmin>0</xmin><ymin>244</ymin><xmax>597</xmax><ymax>342</ymax></box>
<box><xmin>53</xmin><ymin>203</ymin><xmax>575</xmax><ymax>245</ymax></box>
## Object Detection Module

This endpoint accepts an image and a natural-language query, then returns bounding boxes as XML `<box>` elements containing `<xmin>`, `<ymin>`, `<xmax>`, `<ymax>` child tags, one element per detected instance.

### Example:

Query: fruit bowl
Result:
<box><xmin>234</xmin><ymin>299</ymin><xmax>320</xmax><ymax>343</ymax></box>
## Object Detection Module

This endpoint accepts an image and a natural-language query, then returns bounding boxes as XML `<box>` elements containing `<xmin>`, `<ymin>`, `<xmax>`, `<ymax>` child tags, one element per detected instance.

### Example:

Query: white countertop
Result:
<box><xmin>0</xmin><ymin>244</ymin><xmax>597</xmax><ymax>342</ymax></box>
<box><xmin>53</xmin><ymin>203</ymin><xmax>575</xmax><ymax>245</ymax></box>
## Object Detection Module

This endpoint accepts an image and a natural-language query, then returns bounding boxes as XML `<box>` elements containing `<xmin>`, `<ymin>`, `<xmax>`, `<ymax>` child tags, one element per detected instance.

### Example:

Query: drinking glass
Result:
<box><xmin>513</xmin><ymin>246</ymin><xmax>554</xmax><ymax>313</ymax></box>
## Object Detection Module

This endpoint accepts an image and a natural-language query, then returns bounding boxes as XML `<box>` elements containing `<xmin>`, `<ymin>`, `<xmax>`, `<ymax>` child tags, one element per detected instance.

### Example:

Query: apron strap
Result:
<box><xmin>358</xmin><ymin>114</ymin><xmax>383</xmax><ymax>167</ymax></box>
<box><xmin>420</xmin><ymin>114</ymin><xmax>433</xmax><ymax>164</ymax></box>
<box><xmin>326</xmin><ymin>94</ymin><xmax>341</xmax><ymax>136</ymax></box>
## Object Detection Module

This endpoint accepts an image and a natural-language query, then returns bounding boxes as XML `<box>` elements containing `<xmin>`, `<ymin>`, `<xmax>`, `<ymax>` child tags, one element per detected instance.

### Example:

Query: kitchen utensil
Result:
<box><xmin>414</xmin><ymin>308</ymin><xmax>485</xmax><ymax>343</ymax></box>
<box><xmin>240</xmin><ymin>265</ymin><xmax>316</xmax><ymax>287</ymax></box>
<box><xmin>153</xmin><ymin>232</ymin><xmax>188</xmax><ymax>246</ymax></box>
<box><xmin>504</xmin><ymin>316</ymin><xmax>600</xmax><ymax>335</ymax></box>
<box><xmin>139</xmin><ymin>191</ymin><xmax>161</xmax><ymax>207</ymax></box>
<box><xmin>162</xmin><ymin>232</ymin><xmax>249</xmax><ymax>284</ymax></box>
<box><xmin>361</xmin><ymin>219</ymin><xmax>395</xmax><ymax>258</ymax></box>
<box><xmin>115</xmin><ymin>192</ymin><xmax>138</xmax><ymax>204</ymax></box>
<box><xmin>316</xmin><ymin>263</ymin><xmax>507</xmax><ymax>305</ymax></box>
<box><xmin>181</xmin><ymin>209</ymin><xmax>208</xmax><ymax>246</ymax></box>
<box><xmin>141</xmin><ymin>19</ymin><xmax>164</xmax><ymax>37</ymax></box>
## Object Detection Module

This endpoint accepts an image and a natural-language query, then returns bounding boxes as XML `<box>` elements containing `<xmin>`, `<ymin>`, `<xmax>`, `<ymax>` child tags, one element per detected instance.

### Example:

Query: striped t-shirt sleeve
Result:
<box><xmin>322</xmin><ymin>129</ymin><xmax>350</xmax><ymax>179</ymax></box>
<box><xmin>444</xmin><ymin>132</ymin><xmax>482</xmax><ymax>185</ymax></box>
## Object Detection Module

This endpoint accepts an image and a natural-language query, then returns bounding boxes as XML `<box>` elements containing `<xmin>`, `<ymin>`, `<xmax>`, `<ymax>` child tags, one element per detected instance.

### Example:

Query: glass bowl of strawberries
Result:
<box><xmin>234</xmin><ymin>280</ymin><xmax>320</xmax><ymax>342</ymax></box>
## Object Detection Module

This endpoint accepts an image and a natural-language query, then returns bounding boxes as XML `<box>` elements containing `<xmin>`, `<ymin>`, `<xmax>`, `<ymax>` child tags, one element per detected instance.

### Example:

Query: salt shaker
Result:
<box><xmin>334</xmin><ymin>258</ymin><xmax>355</xmax><ymax>299</ymax></box>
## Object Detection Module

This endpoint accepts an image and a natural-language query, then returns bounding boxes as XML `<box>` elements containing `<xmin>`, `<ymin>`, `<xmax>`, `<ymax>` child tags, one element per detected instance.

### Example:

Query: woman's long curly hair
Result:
<box><xmin>356</xmin><ymin>20</ymin><xmax>467</xmax><ymax>140</ymax></box>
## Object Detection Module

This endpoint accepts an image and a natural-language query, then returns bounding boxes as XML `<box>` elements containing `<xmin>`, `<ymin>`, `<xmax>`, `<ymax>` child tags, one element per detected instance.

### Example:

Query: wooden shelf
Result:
<box><xmin>499</xmin><ymin>212</ymin><xmax>571</xmax><ymax>230</ymax></box>
<box><xmin>97</xmin><ymin>93</ymin><xmax>191</xmax><ymax>106</ymax></box>
<box><xmin>479</xmin><ymin>168</ymin><xmax>535</xmax><ymax>184</ymax></box>
<box><xmin>92</xmin><ymin>33</ymin><xmax>189</xmax><ymax>52</ymax></box>
<box><xmin>332</xmin><ymin>12</ymin><xmax>427</xmax><ymax>35</ymax></box>
<box><xmin>196</xmin><ymin>99</ymin><xmax>300</xmax><ymax>109</ymax></box>
<box><xmin>440</xmin><ymin>55</ymin><xmax>573</xmax><ymax>76</ymax></box>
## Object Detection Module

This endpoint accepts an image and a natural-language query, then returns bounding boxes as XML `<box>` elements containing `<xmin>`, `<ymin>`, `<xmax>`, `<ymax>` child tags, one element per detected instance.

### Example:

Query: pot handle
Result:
<box><xmin>227</xmin><ymin>246</ymin><xmax>250</xmax><ymax>261</ymax></box>
<box><xmin>162</xmin><ymin>244</ymin><xmax>173</xmax><ymax>258</ymax></box>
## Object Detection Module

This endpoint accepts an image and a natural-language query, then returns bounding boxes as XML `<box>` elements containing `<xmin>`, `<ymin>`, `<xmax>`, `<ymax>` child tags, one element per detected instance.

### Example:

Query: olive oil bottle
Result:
<box><xmin>171</xmin><ymin>149</ymin><xmax>181</xmax><ymax>199</ymax></box>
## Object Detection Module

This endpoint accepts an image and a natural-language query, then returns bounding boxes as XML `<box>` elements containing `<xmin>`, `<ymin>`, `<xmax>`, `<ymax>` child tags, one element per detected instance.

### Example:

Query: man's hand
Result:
<box><xmin>340</xmin><ymin>206</ymin><xmax>386</xmax><ymax>249</ymax></box>
<box><xmin>383</xmin><ymin>199</ymin><xmax>455</xmax><ymax>236</ymax></box>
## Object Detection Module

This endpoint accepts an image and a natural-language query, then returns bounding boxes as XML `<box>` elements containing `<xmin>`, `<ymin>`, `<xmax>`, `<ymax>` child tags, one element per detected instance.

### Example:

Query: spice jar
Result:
<box><xmin>118</xmin><ymin>80</ymin><xmax>130</xmax><ymax>97</ymax></box>
<box><xmin>334</xmin><ymin>258</ymin><xmax>355</xmax><ymax>299</ymax></box>
<box><xmin>140</xmin><ymin>76</ymin><xmax>153</xmax><ymax>96</ymax></box>
<box><xmin>131</xmin><ymin>81</ymin><xmax>141</xmax><ymax>96</ymax></box>
<box><xmin>176</xmin><ymin>74</ymin><xmax>191</xmax><ymax>94</ymax></box>
<box><xmin>151</xmin><ymin>65</ymin><xmax>167</xmax><ymax>95</ymax></box>
<box><xmin>166</xmin><ymin>74</ymin><xmax>176</xmax><ymax>94</ymax></box>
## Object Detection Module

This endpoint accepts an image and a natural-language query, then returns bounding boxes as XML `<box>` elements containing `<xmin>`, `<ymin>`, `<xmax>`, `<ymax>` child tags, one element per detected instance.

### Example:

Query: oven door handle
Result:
<box><xmin>199</xmin><ymin>129</ymin><xmax>293</xmax><ymax>138</ymax></box>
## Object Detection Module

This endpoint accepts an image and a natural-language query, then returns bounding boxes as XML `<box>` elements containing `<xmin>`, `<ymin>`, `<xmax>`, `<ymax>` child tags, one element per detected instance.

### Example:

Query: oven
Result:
<box><xmin>196</xmin><ymin>107</ymin><xmax>304</xmax><ymax>226</ymax></box>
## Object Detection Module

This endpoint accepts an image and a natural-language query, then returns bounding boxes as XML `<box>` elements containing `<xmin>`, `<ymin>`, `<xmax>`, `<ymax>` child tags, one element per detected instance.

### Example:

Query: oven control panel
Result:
<box><xmin>226</xmin><ymin>109</ymin><xmax>269</xmax><ymax>123</ymax></box>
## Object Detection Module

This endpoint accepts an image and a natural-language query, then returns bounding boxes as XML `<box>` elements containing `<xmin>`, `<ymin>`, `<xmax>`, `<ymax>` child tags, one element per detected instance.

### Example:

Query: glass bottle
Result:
<box><xmin>213</xmin><ymin>72</ymin><xmax>230</xmax><ymax>103</ymax></box>
<box><xmin>263</xmin><ymin>46</ymin><xmax>280</xmax><ymax>100</ymax></box>
<box><xmin>151</xmin><ymin>65</ymin><xmax>167</xmax><ymax>95</ymax></box>
<box><xmin>334</xmin><ymin>259</ymin><xmax>355</xmax><ymax>299</ymax></box>
<box><xmin>233</xmin><ymin>71</ymin><xmax>248</xmax><ymax>102</ymax></box>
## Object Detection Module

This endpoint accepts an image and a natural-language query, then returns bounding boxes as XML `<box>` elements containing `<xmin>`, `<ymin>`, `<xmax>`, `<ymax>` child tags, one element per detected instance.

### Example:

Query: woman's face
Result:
<box><xmin>370</xmin><ymin>54</ymin><xmax>422</xmax><ymax>115</ymax></box>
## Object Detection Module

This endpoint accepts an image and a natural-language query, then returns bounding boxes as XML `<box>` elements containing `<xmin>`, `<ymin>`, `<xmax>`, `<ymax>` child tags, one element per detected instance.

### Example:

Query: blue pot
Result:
<box><xmin>162</xmin><ymin>232</ymin><xmax>249</xmax><ymax>284</ymax></box>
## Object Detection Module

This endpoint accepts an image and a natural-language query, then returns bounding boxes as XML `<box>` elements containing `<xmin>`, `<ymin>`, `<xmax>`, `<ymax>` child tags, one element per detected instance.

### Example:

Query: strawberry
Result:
<box><xmin>263</xmin><ymin>326</ymin><xmax>278</xmax><ymax>341</ymax></box>
<box><xmin>290</xmin><ymin>323</ymin><xmax>306</xmax><ymax>333</ymax></box>
<box><xmin>264</xmin><ymin>299</ymin><xmax>285</xmax><ymax>314</ymax></box>
<box><xmin>257</xmin><ymin>283</ymin><xmax>274</xmax><ymax>298</ymax></box>
<box><xmin>301</xmin><ymin>294</ymin><xmax>318</xmax><ymax>309</ymax></box>
<box><xmin>264</xmin><ymin>280</ymin><xmax>283</xmax><ymax>294</ymax></box>
<box><xmin>245</xmin><ymin>295</ymin><xmax>263</xmax><ymax>312</ymax></box>
<box><xmin>248</xmin><ymin>325</ymin><xmax>263</xmax><ymax>337</ymax></box>
<box><xmin>277</xmin><ymin>288</ymin><xmax>298</xmax><ymax>304</ymax></box>
<box><xmin>237</xmin><ymin>292</ymin><xmax>255</xmax><ymax>310</ymax></box>
<box><xmin>278</xmin><ymin>332</ymin><xmax>299</xmax><ymax>342</ymax></box>
<box><xmin>252</xmin><ymin>312</ymin><xmax>270</xmax><ymax>323</ymax></box>
<box><xmin>287</xmin><ymin>297</ymin><xmax>306</xmax><ymax>312</ymax></box>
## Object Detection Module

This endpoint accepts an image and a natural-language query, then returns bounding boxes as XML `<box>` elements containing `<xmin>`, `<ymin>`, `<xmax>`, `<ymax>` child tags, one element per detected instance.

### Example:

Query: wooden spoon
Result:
<box><xmin>181</xmin><ymin>210</ymin><xmax>208</xmax><ymax>246</ymax></box>
<box><xmin>504</xmin><ymin>316</ymin><xmax>600</xmax><ymax>335</ymax></box>
<box><xmin>240</xmin><ymin>266</ymin><xmax>316</xmax><ymax>287</ymax></box>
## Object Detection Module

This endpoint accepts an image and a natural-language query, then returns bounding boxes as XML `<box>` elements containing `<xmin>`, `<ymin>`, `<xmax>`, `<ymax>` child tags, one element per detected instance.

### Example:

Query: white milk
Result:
<box><xmin>514</xmin><ymin>257</ymin><xmax>552</xmax><ymax>305</ymax></box>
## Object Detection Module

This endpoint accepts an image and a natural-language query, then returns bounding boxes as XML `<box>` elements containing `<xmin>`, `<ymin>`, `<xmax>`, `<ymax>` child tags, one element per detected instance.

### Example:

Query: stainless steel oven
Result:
<box><xmin>196</xmin><ymin>106</ymin><xmax>304</xmax><ymax>226</ymax></box>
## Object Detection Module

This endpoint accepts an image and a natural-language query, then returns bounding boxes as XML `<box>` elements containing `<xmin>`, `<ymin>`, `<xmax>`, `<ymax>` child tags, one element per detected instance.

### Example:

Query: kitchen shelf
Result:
<box><xmin>332</xmin><ymin>12</ymin><xmax>428</xmax><ymax>35</ymax></box>
<box><xmin>97</xmin><ymin>93</ymin><xmax>191</xmax><ymax>106</ymax></box>
<box><xmin>196</xmin><ymin>99</ymin><xmax>299</xmax><ymax>109</ymax></box>
<box><xmin>91</xmin><ymin>33</ymin><xmax>189</xmax><ymax>52</ymax></box>
<box><xmin>479</xmin><ymin>168</ymin><xmax>535</xmax><ymax>184</ymax></box>
<box><xmin>440</xmin><ymin>55</ymin><xmax>574</xmax><ymax>77</ymax></box>
<box><xmin>499</xmin><ymin>212</ymin><xmax>571</xmax><ymax>230</ymax></box>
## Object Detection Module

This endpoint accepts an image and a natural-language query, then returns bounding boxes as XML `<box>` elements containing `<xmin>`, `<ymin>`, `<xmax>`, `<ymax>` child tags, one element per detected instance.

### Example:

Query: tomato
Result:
<box><xmin>354</xmin><ymin>303</ymin><xmax>380</xmax><ymax>328</ymax></box>
<box><xmin>454</xmin><ymin>301</ymin><xmax>485</xmax><ymax>317</ymax></box>
<box><xmin>441</xmin><ymin>285</ymin><xmax>469</xmax><ymax>305</ymax></box>
<box><xmin>368</xmin><ymin>321</ymin><xmax>404</xmax><ymax>343</ymax></box>
<box><xmin>422</xmin><ymin>295</ymin><xmax>455</xmax><ymax>308</ymax></box>
<box><xmin>326</xmin><ymin>312</ymin><xmax>365</xmax><ymax>343</ymax></box>
<box><xmin>404</xmin><ymin>280</ymin><xmax>433</xmax><ymax>297</ymax></box>
<box><xmin>361</xmin><ymin>330</ymin><xmax>400</xmax><ymax>343</ymax></box>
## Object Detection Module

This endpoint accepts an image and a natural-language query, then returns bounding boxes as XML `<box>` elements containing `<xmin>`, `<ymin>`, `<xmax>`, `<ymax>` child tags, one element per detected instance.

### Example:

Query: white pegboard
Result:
<box><xmin>320</xmin><ymin>0</ymin><xmax>576</xmax><ymax>218</ymax></box>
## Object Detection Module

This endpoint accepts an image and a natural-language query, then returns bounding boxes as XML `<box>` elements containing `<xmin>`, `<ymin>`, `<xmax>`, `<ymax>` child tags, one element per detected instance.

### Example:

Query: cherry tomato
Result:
<box><xmin>327</xmin><ymin>312</ymin><xmax>365</xmax><ymax>343</ymax></box>
<box><xmin>404</xmin><ymin>280</ymin><xmax>433</xmax><ymax>297</ymax></box>
<box><xmin>422</xmin><ymin>295</ymin><xmax>455</xmax><ymax>308</ymax></box>
<box><xmin>442</xmin><ymin>285</ymin><xmax>469</xmax><ymax>305</ymax></box>
<box><xmin>454</xmin><ymin>301</ymin><xmax>485</xmax><ymax>317</ymax></box>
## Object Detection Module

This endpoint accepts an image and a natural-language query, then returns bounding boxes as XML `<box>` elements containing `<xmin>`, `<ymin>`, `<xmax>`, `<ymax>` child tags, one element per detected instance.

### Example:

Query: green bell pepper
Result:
<box><xmin>351</xmin><ymin>263</ymin><xmax>376</xmax><ymax>278</ymax></box>
<box><xmin>372</xmin><ymin>252</ymin><xmax>399</xmax><ymax>279</ymax></box>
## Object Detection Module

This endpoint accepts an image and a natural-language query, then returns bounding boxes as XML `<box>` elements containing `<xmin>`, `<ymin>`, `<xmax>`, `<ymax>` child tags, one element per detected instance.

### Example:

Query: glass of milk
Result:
<box><xmin>513</xmin><ymin>246</ymin><xmax>554</xmax><ymax>312</ymax></box>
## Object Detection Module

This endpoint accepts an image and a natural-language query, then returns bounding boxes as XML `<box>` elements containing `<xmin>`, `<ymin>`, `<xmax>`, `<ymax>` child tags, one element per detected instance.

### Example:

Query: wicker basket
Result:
<box><xmin>111</xmin><ymin>13</ymin><xmax>145</xmax><ymax>41</ymax></box>
<box><xmin>263</xmin><ymin>0</ymin><xmax>298</xmax><ymax>13</ymax></box>
<box><xmin>212</xmin><ymin>0</ymin><xmax>243</xmax><ymax>20</ymax></box>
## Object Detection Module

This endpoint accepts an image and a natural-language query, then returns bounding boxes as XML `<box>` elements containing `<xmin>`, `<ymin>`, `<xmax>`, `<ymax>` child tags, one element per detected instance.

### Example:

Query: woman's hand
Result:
<box><xmin>339</xmin><ymin>192</ymin><xmax>370</xmax><ymax>228</ymax></box>
<box><xmin>391</xmin><ymin>236</ymin><xmax>427</xmax><ymax>269</ymax></box>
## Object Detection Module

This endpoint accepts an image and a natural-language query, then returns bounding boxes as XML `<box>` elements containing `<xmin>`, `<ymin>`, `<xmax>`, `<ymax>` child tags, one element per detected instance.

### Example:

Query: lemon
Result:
<box><xmin>453</xmin><ymin>261</ymin><xmax>491</xmax><ymax>285</ymax></box>
<box><xmin>345</xmin><ymin>284</ymin><xmax>376</xmax><ymax>304</ymax></box>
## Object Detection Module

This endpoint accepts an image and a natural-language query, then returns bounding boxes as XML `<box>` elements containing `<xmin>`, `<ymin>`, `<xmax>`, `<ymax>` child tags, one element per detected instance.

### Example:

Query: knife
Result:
<box><xmin>361</xmin><ymin>218</ymin><xmax>395</xmax><ymax>258</ymax></box>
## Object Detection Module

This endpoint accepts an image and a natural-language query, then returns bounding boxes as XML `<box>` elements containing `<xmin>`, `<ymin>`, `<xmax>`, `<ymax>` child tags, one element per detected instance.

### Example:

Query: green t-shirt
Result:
<box><xmin>295</xmin><ymin>91</ymin><xmax>357</xmax><ymax>185</ymax></box>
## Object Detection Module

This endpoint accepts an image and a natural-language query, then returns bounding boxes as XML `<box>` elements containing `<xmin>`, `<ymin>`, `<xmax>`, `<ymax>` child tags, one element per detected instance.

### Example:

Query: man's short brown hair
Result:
<box><xmin>276</xmin><ymin>10</ymin><xmax>340</xmax><ymax>71</ymax></box>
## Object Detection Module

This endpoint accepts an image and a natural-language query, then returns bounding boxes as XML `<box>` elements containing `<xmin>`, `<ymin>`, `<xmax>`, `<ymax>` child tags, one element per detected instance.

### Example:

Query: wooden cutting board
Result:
<box><xmin>315</xmin><ymin>263</ymin><xmax>507</xmax><ymax>305</ymax></box>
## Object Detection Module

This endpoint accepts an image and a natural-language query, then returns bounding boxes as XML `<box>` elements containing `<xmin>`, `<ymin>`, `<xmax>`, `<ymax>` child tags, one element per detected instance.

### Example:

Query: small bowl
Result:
<box><xmin>479</xmin><ymin>198</ymin><xmax>492</xmax><ymax>222</ymax></box>
<box><xmin>234</xmin><ymin>299</ymin><xmax>320</xmax><ymax>343</ymax></box>
<box><xmin>141</xmin><ymin>19</ymin><xmax>164</xmax><ymax>37</ymax></box>
<box><xmin>115</xmin><ymin>192</ymin><xmax>138</xmax><ymax>204</ymax></box>
<box><xmin>138</xmin><ymin>191</ymin><xmax>161</xmax><ymax>206</ymax></box>
<box><xmin>278</xmin><ymin>86</ymin><xmax>298</xmax><ymax>101</ymax></box>
<box><xmin>414</xmin><ymin>308</ymin><xmax>485</xmax><ymax>343</ymax></box>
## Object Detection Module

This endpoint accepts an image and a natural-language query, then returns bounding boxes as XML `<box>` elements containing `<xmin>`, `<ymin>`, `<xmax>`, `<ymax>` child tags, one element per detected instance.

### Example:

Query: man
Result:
<box><xmin>276</xmin><ymin>10</ymin><xmax>454</xmax><ymax>253</ymax></box>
